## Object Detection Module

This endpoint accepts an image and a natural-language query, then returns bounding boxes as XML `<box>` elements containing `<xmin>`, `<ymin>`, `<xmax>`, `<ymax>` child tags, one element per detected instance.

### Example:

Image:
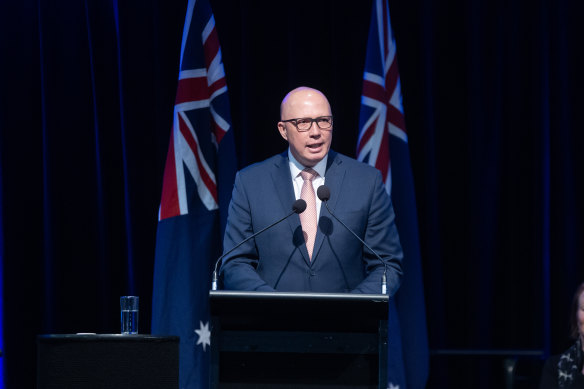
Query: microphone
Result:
<box><xmin>316</xmin><ymin>185</ymin><xmax>388</xmax><ymax>294</ymax></box>
<box><xmin>211</xmin><ymin>199</ymin><xmax>307</xmax><ymax>290</ymax></box>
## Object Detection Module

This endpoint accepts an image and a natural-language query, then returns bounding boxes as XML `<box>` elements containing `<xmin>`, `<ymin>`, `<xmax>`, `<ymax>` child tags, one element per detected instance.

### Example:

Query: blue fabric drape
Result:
<box><xmin>0</xmin><ymin>0</ymin><xmax>583</xmax><ymax>387</ymax></box>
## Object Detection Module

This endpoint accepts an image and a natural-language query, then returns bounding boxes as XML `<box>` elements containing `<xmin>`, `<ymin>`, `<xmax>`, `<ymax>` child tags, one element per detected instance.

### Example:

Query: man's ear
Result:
<box><xmin>277</xmin><ymin>122</ymin><xmax>288</xmax><ymax>141</ymax></box>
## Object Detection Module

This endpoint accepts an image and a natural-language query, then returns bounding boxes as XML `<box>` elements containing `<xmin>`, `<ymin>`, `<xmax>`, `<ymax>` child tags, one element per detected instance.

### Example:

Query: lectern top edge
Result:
<box><xmin>209</xmin><ymin>289</ymin><xmax>389</xmax><ymax>302</ymax></box>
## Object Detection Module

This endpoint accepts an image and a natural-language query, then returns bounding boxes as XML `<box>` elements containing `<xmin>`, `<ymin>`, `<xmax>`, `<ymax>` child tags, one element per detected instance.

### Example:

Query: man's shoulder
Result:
<box><xmin>235</xmin><ymin>150</ymin><xmax>381</xmax><ymax>178</ymax></box>
<box><xmin>238</xmin><ymin>151</ymin><xmax>287</xmax><ymax>177</ymax></box>
<box><xmin>328</xmin><ymin>151</ymin><xmax>382</xmax><ymax>177</ymax></box>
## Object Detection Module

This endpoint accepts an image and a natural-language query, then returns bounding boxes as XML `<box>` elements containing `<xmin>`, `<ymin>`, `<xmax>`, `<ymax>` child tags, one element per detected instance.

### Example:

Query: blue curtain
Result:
<box><xmin>0</xmin><ymin>0</ymin><xmax>583</xmax><ymax>387</ymax></box>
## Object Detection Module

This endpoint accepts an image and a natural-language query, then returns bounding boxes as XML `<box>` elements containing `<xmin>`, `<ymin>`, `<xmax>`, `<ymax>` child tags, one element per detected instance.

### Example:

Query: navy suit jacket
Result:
<box><xmin>220</xmin><ymin>150</ymin><xmax>403</xmax><ymax>294</ymax></box>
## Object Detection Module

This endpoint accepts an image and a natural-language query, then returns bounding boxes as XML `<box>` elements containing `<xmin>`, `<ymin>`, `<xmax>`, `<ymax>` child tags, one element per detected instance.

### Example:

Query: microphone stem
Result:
<box><xmin>212</xmin><ymin>203</ymin><xmax>304</xmax><ymax>290</ymax></box>
<box><xmin>324</xmin><ymin>201</ymin><xmax>388</xmax><ymax>295</ymax></box>
<box><xmin>381</xmin><ymin>272</ymin><xmax>387</xmax><ymax>295</ymax></box>
<box><xmin>212</xmin><ymin>272</ymin><xmax>218</xmax><ymax>291</ymax></box>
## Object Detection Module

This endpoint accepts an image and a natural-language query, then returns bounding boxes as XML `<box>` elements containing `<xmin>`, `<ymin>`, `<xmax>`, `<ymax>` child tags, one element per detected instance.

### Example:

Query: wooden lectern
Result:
<box><xmin>209</xmin><ymin>290</ymin><xmax>389</xmax><ymax>389</ymax></box>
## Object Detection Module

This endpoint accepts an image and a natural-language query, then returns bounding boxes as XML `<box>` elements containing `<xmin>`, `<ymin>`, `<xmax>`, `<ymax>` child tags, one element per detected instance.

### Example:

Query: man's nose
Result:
<box><xmin>307</xmin><ymin>121</ymin><xmax>321</xmax><ymax>136</ymax></box>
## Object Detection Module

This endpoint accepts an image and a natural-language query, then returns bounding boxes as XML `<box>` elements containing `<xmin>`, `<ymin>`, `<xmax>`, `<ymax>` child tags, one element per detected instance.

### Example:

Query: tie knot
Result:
<box><xmin>300</xmin><ymin>168</ymin><xmax>317</xmax><ymax>182</ymax></box>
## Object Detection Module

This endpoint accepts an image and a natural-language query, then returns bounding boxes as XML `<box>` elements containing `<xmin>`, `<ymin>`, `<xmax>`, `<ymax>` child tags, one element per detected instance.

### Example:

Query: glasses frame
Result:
<box><xmin>280</xmin><ymin>116</ymin><xmax>333</xmax><ymax>132</ymax></box>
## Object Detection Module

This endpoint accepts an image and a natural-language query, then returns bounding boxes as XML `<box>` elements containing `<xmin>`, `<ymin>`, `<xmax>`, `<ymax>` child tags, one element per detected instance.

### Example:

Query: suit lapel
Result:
<box><xmin>312</xmin><ymin>151</ymin><xmax>344</xmax><ymax>263</ymax></box>
<box><xmin>270</xmin><ymin>152</ymin><xmax>312</xmax><ymax>265</ymax></box>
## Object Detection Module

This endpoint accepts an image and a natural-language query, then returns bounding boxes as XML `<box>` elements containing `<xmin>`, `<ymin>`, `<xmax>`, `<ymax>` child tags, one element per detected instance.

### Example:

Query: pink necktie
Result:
<box><xmin>300</xmin><ymin>168</ymin><xmax>318</xmax><ymax>260</ymax></box>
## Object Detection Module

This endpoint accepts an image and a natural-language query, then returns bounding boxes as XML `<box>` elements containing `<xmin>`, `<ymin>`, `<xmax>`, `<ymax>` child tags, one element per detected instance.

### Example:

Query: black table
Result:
<box><xmin>37</xmin><ymin>334</ymin><xmax>179</xmax><ymax>389</ymax></box>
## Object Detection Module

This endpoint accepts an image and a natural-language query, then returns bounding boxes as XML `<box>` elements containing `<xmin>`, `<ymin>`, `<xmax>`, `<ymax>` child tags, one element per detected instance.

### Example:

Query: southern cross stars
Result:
<box><xmin>195</xmin><ymin>321</ymin><xmax>211</xmax><ymax>351</ymax></box>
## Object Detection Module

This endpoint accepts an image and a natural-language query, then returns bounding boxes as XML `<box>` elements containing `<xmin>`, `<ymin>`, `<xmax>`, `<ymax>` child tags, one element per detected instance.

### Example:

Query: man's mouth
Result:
<box><xmin>307</xmin><ymin>143</ymin><xmax>322</xmax><ymax>150</ymax></box>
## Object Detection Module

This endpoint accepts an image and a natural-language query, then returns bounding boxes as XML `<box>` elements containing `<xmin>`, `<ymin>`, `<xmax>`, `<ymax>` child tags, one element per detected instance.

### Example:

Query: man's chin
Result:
<box><xmin>303</xmin><ymin>153</ymin><xmax>326</xmax><ymax>166</ymax></box>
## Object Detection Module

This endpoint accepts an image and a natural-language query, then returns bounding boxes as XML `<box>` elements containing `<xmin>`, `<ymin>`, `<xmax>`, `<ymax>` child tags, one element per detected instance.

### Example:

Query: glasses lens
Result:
<box><xmin>287</xmin><ymin>117</ymin><xmax>332</xmax><ymax>131</ymax></box>
<box><xmin>317</xmin><ymin>117</ymin><xmax>332</xmax><ymax>129</ymax></box>
<box><xmin>296</xmin><ymin>118</ymin><xmax>313</xmax><ymax>131</ymax></box>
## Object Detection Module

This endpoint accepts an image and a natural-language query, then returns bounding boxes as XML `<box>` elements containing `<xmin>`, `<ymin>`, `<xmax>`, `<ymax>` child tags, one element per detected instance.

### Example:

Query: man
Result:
<box><xmin>220</xmin><ymin>87</ymin><xmax>403</xmax><ymax>294</ymax></box>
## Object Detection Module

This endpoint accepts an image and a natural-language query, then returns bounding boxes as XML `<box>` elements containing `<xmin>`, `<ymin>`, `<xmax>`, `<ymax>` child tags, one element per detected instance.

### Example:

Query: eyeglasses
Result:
<box><xmin>281</xmin><ymin>116</ymin><xmax>333</xmax><ymax>132</ymax></box>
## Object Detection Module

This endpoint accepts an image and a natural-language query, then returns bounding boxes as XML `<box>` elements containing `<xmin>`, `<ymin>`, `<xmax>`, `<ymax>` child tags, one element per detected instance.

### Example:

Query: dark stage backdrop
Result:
<box><xmin>1</xmin><ymin>0</ymin><xmax>583</xmax><ymax>387</ymax></box>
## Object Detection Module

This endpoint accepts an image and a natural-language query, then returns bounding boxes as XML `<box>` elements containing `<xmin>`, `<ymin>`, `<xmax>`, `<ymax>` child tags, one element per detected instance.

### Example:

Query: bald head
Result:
<box><xmin>280</xmin><ymin>87</ymin><xmax>331</xmax><ymax>120</ymax></box>
<box><xmin>277</xmin><ymin>86</ymin><xmax>333</xmax><ymax>167</ymax></box>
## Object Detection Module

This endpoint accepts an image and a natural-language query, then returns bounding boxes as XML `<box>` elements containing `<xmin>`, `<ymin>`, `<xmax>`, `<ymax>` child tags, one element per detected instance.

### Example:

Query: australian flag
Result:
<box><xmin>151</xmin><ymin>0</ymin><xmax>236</xmax><ymax>388</ymax></box>
<box><xmin>358</xmin><ymin>0</ymin><xmax>429</xmax><ymax>388</ymax></box>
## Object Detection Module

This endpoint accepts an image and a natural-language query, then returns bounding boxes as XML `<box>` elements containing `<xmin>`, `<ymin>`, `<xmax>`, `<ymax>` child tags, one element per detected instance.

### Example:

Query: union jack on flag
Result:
<box><xmin>159</xmin><ymin>0</ymin><xmax>233</xmax><ymax>220</ymax></box>
<box><xmin>357</xmin><ymin>0</ymin><xmax>407</xmax><ymax>196</ymax></box>
<box><xmin>152</xmin><ymin>1</ymin><xmax>236</xmax><ymax>388</ymax></box>
<box><xmin>358</xmin><ymin>1</ymin><xmax>428</xmax><ymax>388</ymax></box>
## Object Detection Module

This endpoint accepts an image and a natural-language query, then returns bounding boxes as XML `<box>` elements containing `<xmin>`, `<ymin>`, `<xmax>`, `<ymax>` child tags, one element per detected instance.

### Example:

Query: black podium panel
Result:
<box><xmin>210</xmin><ymin>291</ymin><xmax>389</xmax><ymax>389</ymax></box>
<box><xmin>37</xmin><ymin>334</ymin><xmax>179</xmax><ymax>389</ymax></box>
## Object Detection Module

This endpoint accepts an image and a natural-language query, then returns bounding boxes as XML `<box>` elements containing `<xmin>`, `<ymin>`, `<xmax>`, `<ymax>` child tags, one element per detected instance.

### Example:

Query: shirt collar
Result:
<box><xmin>288</xmin><ymin>149</ymin><xmax>328</xmax><ymax>179</ymax></box>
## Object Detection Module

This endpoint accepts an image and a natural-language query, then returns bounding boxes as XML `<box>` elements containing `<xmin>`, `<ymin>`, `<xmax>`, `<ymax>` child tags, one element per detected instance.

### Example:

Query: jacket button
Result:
<box><xmin>310</xmin><ymin>271</ymin><xmax>316</xmax><ymax>276</ymax></box>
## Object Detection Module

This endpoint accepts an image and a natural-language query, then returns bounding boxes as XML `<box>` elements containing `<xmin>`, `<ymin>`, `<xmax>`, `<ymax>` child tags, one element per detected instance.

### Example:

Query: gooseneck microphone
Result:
<box><xmin>316</xmin><ymin>185</ymin><xmax>388</xmax><ymax>294</ymax></box>
<box><xmin>211</xmin><ymin>199</ymin><xmax>307</xmax><ymax>290</ymax></box>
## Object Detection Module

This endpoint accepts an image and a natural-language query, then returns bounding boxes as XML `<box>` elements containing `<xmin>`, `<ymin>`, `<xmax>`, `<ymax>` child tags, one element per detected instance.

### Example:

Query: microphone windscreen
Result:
<box><xmin>293</xmin><ymin>199</ymin><xmax>307</xmax><ymax>214</ymax></box>
<box><xmin>317</xmin><ymin>185</ymin><xmax>330</xmax><ymax>201</ymax></box>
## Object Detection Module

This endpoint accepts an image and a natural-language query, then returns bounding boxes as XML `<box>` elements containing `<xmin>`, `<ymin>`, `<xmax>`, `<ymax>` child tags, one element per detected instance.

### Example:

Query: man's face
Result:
<box><xmin>278</xmin><ymin>88</ymin><xmax>333</xmax><ymax>167</ymax></box>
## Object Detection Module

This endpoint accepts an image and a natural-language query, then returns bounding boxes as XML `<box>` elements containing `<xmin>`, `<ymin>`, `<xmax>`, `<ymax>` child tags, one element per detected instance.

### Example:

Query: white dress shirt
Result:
<box><xmin>288</xmin><ymin>150</ymin><xmax>327</xmax><ymax>220</ymax></box>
